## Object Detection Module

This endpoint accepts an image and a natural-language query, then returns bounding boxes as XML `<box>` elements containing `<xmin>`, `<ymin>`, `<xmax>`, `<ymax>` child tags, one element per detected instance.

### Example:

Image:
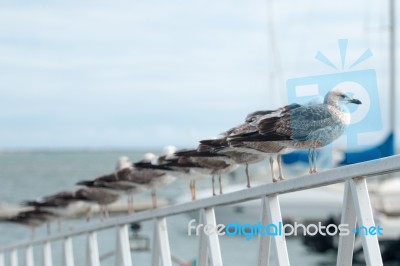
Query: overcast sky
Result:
<box><xmin>0</xmin><ymin>0</ymin><xmax>396</xmax><ymax>149</ymax></box>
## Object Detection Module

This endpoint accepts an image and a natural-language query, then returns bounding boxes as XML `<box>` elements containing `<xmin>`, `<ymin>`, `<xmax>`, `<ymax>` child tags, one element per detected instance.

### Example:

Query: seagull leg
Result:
<box><xmin>127</xmin><ymin>197</ymin><xmax>131</xmax><ymax>214</ymax></box>
<box><xmin>308</xmin><ymin>148</ymin><xmax>313</xmax><ymax>174</ymax></box>
<box><xmin>193</xmin><ymin>180</ymin><xmax>196</xmax><ymax>200</ymax></box>
<box><xmin>312</xmin><ymin>148</ymin><xmax>318</xmax><ymax>173</ymax></box>
<box><xmin>245</xmin><ymin>163</ymin><xmax>251</xmax><ymax>188</ymax></box>
<box><xmin>131</xmin><ymin>196</ymin><xmax>135</xmax><ymax>214</ymax></box>
<box><xmin>128</xmin><ymin>195</ymin><xmax>134</xmax><ymax>214</ymax></box>
<box><xmin>212</xmin><ymin>175</ymin><xmax>216</xmax><ymax>196</ymax></box>
<box><xmin>270</xmin><ymin>157</ymin><xmax>278</xmax><ymax>182</ymax></box>
<box><xmin>46</xmin><ymin>222</ymin><xmax>51</xmax><ymax>235</ymax></box>
<box><xmin>189</xmin><ymin>180</ymin><xmax>192</xmax><ymax>198</ymax></box>
<box><xmin>151</xmin><ymin>189</ymin><xmax>157</xmax><ymax>208</ymax></box>
<box><xmin>31</xmin><ymin>227</ymin><xmax>36</xmax><ymax>240</ymax></box>
<box><xmin>57</xmin><ymin>219</ymin><xmax>62</xmax><ymax>233</ymax></box>
<box><xmin>85</xmin><ymin>207</ymin><xmax>92</xmax><ymax>222</ymax></box>
<box><xmin>99</xmin><ymin>206</ymin><xmax>105</xmax><ymax>222</ymax></box>
<box><xmin>189</xmin><ymin>180</ymin><xmax>194</xmax><ymax>200</ymax></box>
<box><xmin>219</xmin><ymin>175</ymin><xmax>223</xmax><ymax>194</ymax></box>
<box><xmin>277</xmin><ymin>155</ymin><xmax>285</xmax><ymax>181</ymax></box>
<box><xmin>190</xmin><ymin>180</ymin><xmax>196</xmax><ymax>201</ymax></box>
<box><xmin>105</xmin><ymin>206</ymin><xmax>110</xmax><ymax>219</ymax></box>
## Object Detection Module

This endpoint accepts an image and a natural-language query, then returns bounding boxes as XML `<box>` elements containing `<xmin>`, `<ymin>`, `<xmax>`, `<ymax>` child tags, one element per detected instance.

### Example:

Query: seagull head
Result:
<box><xmin>325</xmin><ymin>90</ymin><xmax>362</xmax><ymax>106</ymax></box>
<box><xmin>142</xmin><ymin>152</ymin><xmax>157</xmax><ymax>163</ymax></box>
<box><xmin>115</xmin><ymin>156</ymin><xmax>132</xmax><ymax>171</ymax></box>
<box><xmin>161</xmin><ymin>145</ymin><xmax>177</xmax><ymax>157</ymax></box>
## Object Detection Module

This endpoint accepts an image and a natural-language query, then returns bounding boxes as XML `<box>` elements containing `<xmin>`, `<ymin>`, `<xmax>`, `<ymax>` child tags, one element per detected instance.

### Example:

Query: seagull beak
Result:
<box><xmin>349</xmin><ymin>98</ymin><xmax>362</xmax><ymax>105</ymax></box>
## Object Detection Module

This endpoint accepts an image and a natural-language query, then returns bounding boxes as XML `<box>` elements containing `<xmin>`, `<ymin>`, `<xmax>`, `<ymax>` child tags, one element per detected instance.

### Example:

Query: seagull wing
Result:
<box><xmin>258</xmin><ymin>104</ymin><xmax>337</xmax><ymax>141</ymax></box>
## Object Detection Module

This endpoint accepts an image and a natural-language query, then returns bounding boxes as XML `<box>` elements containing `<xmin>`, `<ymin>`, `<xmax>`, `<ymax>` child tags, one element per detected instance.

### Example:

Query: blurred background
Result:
<box><xmin>0</xmin><ymin>0</ymin><xmax>399</xmax><ymax>265</ymax></box>
<box><xmin>0</xmin><ymin>0</ymin><xmax>396</xmax><ymax>149</ymax></box>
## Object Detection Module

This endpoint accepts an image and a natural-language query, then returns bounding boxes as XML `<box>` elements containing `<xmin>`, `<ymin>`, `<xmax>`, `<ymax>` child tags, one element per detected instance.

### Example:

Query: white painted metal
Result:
<box><xmin>266</xmin><ymin>195</ymin><xmax>290</xmax><ymax>265</ymax></box>
<box><xmin>2</xmin><ymin>155</ymin><xmax>400</xmax><ymax>254</ymax></box>
<box><xmin>336</xmin><ymin>181</ymin><xmax>357</xmax><ymax>266</ymax></box>
<box><xmin>25</xmin><ymin>245</ymin><xmax>34</xmax><ymax>266</ymax></box>
<box><xmin>151</xmin><ymin>223</ymin><xmax>161</xmax><ymax>266</ymax></box>
<box><xmin>349</xmin><ymin>177</ymin><xmax>383</xmax><ymax>266</ymax></box>
<box><xmin>258</xmin><ymin>197</ymin><xmax>271</xmax><ymax>266</ymax></box>
<box><xmin>1</xmin><ymin>156</ymin><xmax>399</xmax><ymax>265</ymax></box>
<box><xmin>86</xmin><ymin>232</ymin><xmax>100</xmax><ymax>266</ymax></box>
<box><xmin>151</xmin><ymin>218</ymin><xmax>172</xmax><ymax>266</ymax></box>
<box><xmin>201</xmin><ymin>208</ymin><xmax>223</xmax><ymax>266</ymax></box>
<box><xmin>62</xmin><ymin>237</ymin><xmax>74</xmax><ymax>266</ymax></box>
<box><xmin>197</xmin><ymin>210</ymin><xmax>209</xmax><ymax>266</ymax></box>
<box><xmin>10</xmin><ymin>248</ymin><xmax>18</xmax><ymax>266</ymax></box>
<box><xmin>42</xmin><ymin>241</ymin><xmax>53</xmax><ymax>266</ymax></box>
<box><xmin>114</xmin><ymin>225</ymin><xmax>132</xmax><ymax>266</ymax></box>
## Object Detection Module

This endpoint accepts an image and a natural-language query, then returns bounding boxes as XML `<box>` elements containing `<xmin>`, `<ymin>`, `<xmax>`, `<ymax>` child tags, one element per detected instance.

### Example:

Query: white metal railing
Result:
<box><xmin>1</xmin><ymin>155</ymin><xmax>400</xmax><ymax>266</ymax></box>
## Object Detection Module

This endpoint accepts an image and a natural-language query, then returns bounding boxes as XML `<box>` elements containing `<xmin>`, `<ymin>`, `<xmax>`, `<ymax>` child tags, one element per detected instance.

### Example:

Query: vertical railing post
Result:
<box><xmin>25</xmin><ymin>245</ymin><xmax>34</xmax><ymax>266</ymax></box>
<box><xmin>86</xmin><ymin>232</ymin><xmax>100</xmax><ymax>266</ymax></box>
<box><xmin>197</xmin><ymin>210</ymin><xmax>209</xmax><ymax>266</ymax></box>
<box><xmin>10</xmin><ymin>248</ymin><xmax>18</xmax><ymax>266</ymax></box>
<box><xmin>151</xmin><ymin>217</ymin><xmax>172</xmax><ymax>266</ymax></box>
<box><xmin>349</xmin><ymin>177</ymin><xmax>383</xmax><ymax>266</ymax></box>
<box><xmin>258</xmin><ymin>197</ymin><xmax>271</xmax><ymax>266</ymax></box>
<box><xmin>43</xmin><ymin>241</ymin><xmax>53</xmax><ymax>266</ymax></box>
<box><xmin>0</xmin><ymin>252</ymin><xmax>4</xmax><ymax>266</ymax></box>
<box><xmin>196</xmin><ymin>207</ymin><xmax>222</xmax><ymax>266</ymax></box>
<box><xmin>258</xmin><ymin>194</ymin><xmax>290</xmax><ymax>266</ymax></box>
<box><xmin>114</xmin><ymin>225</ymin><xmax>132</xmax><ymax>266</ymax></box>
<box><xmin>63</xmin><ymin>237</ymin><xmax>75</xmax><ymax>266</ymax></box>
<box><xmin>151</xmin><ymin>224</ymin><xmax>160</xmax><ymax>266</ymax></box>
<box><xmin>337</xmin><ymin>181</ymin><xmax>357</xmax><ymax>266</ymax></box>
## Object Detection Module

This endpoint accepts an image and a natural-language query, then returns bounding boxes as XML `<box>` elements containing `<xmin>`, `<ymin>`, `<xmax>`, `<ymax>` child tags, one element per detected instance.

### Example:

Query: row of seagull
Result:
<box><xmin>5</xmin><ymin>90</ymin><xmax>362</xmax><ymax>236</ymax></box>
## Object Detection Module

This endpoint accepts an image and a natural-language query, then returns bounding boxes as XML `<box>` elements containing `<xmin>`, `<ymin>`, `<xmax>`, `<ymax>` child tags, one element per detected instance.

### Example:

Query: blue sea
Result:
<box><xmin>0</xmin><ymin>150</ymin><xmax>355</xmax><ymax>265</ymax></box>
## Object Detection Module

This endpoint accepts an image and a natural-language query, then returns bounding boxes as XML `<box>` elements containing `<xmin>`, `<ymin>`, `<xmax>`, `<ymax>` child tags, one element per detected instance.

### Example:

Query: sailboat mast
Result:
<box><xmin>389</xmin><ymin>0</ymin><xmax>396</xmax><ymax>137</ymax></box>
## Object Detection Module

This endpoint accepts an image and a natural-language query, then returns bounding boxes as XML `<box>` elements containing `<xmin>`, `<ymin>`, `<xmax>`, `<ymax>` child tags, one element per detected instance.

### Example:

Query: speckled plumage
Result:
<box><xmin>172</xmin><ymin>149</ymin><xmax>237</xmax><ymax>196</ymax></box>
<box><xmin>229</xmin><ymin>90</ymin><xmax>362</xmax><ymax>174</ymax></box>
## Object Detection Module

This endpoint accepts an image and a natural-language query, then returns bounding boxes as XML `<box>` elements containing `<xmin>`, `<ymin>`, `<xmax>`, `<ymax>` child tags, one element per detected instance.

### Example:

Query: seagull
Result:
<box><xmin>229</xmin><ymin>90</ymin><xmax>362</xmax><ymax>174</ymax></box>
<box><xmin>132</xmin><ymin>154</ymin><xmax>176</xmax><ymax>208</ymax></box>
<box><xmin>22</xmin><ymin>191</ymin><xmax>90</xmax><ymax>230</ymax></box>
<box><xmin>78</xmin><ymin>154</ymin><xmax>175</xmax><ymax>210</ymax></box>
<box><xmin>173</xmin><ymin>149</ymin><xmax>237</xmax><ymax>196</ymax></box>
<box><xmin>198</xmin><ymin>138</ymin><xmax>265</xmax><ymax>188</ymax></box>
<box><xmin>73</xmin><ymin>186</ymin><xmax>120</xmax><ymax>220</ymax></box>
<box><xmin>115</xmin><ymin>156</ymin><xmax>132</xmax><ymax>173</ymax></box>
<box><xmin>157</xmin><ymin>146</ymin><xmax>208</xmax><ymax>200</ymax></box>
<box><xmin>78</xmin><ymin>156</ymin><xmax>146</xmax><ymax>214</ymax></box>
<box><xmin>6</xmin><ymin>210</ymin><xmax>58</xmax><ymax>238</ymax></box>
<box><xmin>225</xmin><ymin>105</ymin><xmax>302</xmax><ymax>182</ymax></box>
<box><xmin>197</xmin><ymin>105</ymin><xmax>301</xmax><ymax>184</ymax></box>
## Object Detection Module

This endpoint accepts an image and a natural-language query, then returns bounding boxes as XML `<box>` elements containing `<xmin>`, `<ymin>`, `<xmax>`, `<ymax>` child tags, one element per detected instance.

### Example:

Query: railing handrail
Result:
<box><xmin>1</xmin><ymin>154</ymin><xmax>400</xmax><ymax>252</ymax></box>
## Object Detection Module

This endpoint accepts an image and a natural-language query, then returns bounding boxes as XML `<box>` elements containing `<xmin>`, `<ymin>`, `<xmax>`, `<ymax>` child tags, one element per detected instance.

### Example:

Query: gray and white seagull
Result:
<box><xmin>228</xmin><ymin>90</ymin><xmax>362</xmax><ymax>174</ymax></box>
